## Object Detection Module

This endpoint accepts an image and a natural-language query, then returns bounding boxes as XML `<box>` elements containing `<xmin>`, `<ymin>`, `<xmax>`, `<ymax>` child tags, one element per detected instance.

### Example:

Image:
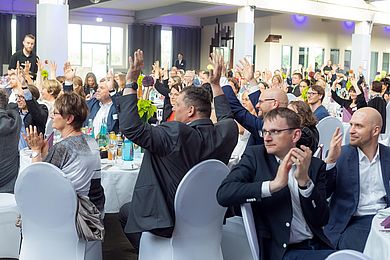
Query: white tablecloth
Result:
<box><xmin>19</xmin><ymin>149</ymin><xmax>142</xmax><ymax>214</ymax></box>
<box><xmin>364</xmin><ymin>209</ymin><xmax>390</xmax><ymax>260</ymax></box>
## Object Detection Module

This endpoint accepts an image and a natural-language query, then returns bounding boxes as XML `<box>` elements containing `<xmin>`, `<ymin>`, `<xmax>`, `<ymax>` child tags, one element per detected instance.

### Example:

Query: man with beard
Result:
<box><xmin>9</xmin><ymin>34</ymin><xmax>39</xmax><ymax>80</ymax></box>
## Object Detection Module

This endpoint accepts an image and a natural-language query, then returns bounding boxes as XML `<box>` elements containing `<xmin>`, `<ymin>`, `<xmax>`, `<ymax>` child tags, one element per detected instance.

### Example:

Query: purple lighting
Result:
<box><xmin>292</xmin><ymin>14</ymin><xmax>307</xmax><ymax>25</ymax></box>
<box><xmin>385</xmin><ymin>26</ymin><xmax>390</xmax><ymax>32</ymax></box>
<box><xmin>343</xmin><ymin>21</ymin><xmax>355</xmax><ymax>30</ymax></box>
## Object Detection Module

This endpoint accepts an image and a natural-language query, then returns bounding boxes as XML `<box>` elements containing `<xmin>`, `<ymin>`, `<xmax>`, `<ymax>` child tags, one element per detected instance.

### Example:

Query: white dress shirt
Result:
<box><xmin>261</xmin><ymin>157</ymin><xmax>314</xmax><ymax>244</ymax></box>
<box><xmin>93</xmin><ymin>101</ymin><xmax>113</xmax><ymax>137</ymax></box>
<box><xmin>355</xmin><ymin>147</ymin><xmax>387</xmax><ymax>216</ymax></box>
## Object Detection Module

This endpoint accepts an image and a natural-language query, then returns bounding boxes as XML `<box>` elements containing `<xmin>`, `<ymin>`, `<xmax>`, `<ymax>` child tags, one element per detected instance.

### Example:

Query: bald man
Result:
<box><xmin>222</xmin><ymin>84</ymin><xmax>288</xmax><ymax>145</ymax></box>
<box><xmin>324</xmin><ymin>107</ymin><xmax>390</xmax><ymax>252</ymax></box>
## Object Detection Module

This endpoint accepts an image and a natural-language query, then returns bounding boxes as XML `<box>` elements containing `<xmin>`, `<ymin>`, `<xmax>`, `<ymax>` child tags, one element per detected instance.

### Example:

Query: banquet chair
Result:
<box><xmin>241</xmin><ymin>203</ymin><xmax>260</xmax><ymax>260</ymax></box>
<box><xmin>379</xmin><ymin>102</ymin><xmax>390</xmax><ymax>146</ymax></box>
<box><xmin>139</xmin><ymin>159</ymin><xmax>230</xmax><ymax>260</ymax></box>
<box><xmin>14</xmin><ymin>162</ymin><xmax>99</xmax><ymax>260</ymax></box>
<box><xmin>287</xmin><ymin>93</ymin><xmax>297</xmax><ymax>103</ymax></box>
<box><xmin>316</xmin><ymin>116</ymin><xmax>344</xmax><ymax>159</ymax></box>
<box><xmin>325</xmin><ymin>249</ymin><xmax>372</xmax><ymax>260</ymax></box>
<box><xmin>0</xmin><ymin>193</ymin><xmax>21</xmax><ymax>258</ymax></box>
<box><xmin>221</xmin><ymin>216</ymin><xmax>252</xmax><ymax>260</ymax></box>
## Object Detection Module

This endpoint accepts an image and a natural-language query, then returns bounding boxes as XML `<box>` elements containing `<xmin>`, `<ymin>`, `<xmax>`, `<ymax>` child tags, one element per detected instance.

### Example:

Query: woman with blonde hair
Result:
<box><xmin>41</xmin><ymin>79</ymin><xmax>62</xmax><ymax>114</ymax></box>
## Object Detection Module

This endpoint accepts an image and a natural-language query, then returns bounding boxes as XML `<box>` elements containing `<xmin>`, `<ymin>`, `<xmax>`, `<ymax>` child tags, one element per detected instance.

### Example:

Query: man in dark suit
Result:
<box><xmin>118</xmin><ymin>50</ymin><xmax>238</xmax><ymax>250</ymax></box>
<box><xmin>217</xmin><ymin>107</ymin><xmax>334</xmax><ymax>260</ymax></box>
<box><xmin>174</xmin><ymin>52</ymin><xmax>186</xmax><ymax>70</ymax></box>
<box><xmin>324</xmin><ymin>107</ymin><xmax>390</xmax><ymax>252</ymax></box>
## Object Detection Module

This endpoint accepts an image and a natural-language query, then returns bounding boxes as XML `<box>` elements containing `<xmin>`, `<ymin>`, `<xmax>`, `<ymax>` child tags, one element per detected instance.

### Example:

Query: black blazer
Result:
<box><xmin>217</xmin><ymin>145</ymin><xmax>334</xmax><ymax>260</ymax></box>
<box><xmin>23</xmin><ymin>99</ymin><xmax>48</xmax><ymax>135</ymax></box>
<box><xmin>117</xmin><ymin>94</ymin><xmax>238</xmax><ymax>237</ymax></box>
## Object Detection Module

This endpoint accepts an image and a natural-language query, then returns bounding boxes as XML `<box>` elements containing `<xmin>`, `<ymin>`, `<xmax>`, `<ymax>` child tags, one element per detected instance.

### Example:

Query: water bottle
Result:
<box><xmin>122</xmin><ymin>137</ymin><xmax>134</xmax><ymax>161</ymax></box>
<box><xmin>87</xmin><ymin>119</ymin><xmax>94</xmax><ymax>138</ymax></box>
<box><xmin>98</xmin><ymin>119</ymin><xmax>108</xmax><ymax>148</ymax></box>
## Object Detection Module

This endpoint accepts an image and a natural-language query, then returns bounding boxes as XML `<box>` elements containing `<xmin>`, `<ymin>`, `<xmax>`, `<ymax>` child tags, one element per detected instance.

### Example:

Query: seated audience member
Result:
<box><xmin>307</xmin><ymin>84</ymin><xmax>330</xmax><ymax>121</ymax></box>
<box><xmin>223</xmin><ymin>57</ymin><xmax>289</xmax><ymax>146</ymax></box>
<box><xmin>324</xmin><ymin>107</ymin><xmax>390</xmax><ymax>252</ymax></box>
<box><xmin>271</xmin><ymin>74</ymin><xmax>283</xmax><ymax>89</ymax></box>
<box><xmin>24</xmin><ymin>93</ymin><xmax>105</xmax><ymax>212</ymax></box>
<box><xmin>183</xmin><ymin>70</ymin><xmax>195</xmax><ymax>87</ymax></box>
<box><xmin>6</xmin><ymin>70</ymin><xmax>22</xmax><ymax>103</ymax></box>
<box><xmin>72</xmin><ymin>76</ymin><xmax>86</xmax><ymax>99</ymax></box>
<box><xmin>330</xmin><ymin>77</ymin><xmax>366</xmax><ymax>122</ymax></box>
<box><xmin>217</xmin><ymin>107</ymin><xmax>335</xmax><ymax>260</ymax></box>
<box><xmin>83</xmin><ymin>72</ymin><xmax>98</xmax><ymax>96</ymax></box>
<box><xmin>227</xmin><ymin>77</ymin><xmax>240</xmax><ymax>95</ymax></box>
<box><xmin>288</xmin><ymin>101</ymin><xmax>319</xmax><ymax>153</ymax></box>
<box><xmin>118</xmin><ymin>50</ymin><xmax>238</xmax><ymax>250</ymax></box>
<box><xmin>115</xmin><ymin>72</ymin><xmax>126</xmax><ymax>93</ymax></box>
<box><xmin>17</xmin><ymin>84</ymin><xmax>48</xmax><ymax>149</ymax></box>
<box><xmin>199</xmin><ymin>70</ymin><xmax>210</xmax><ymax>85</ymax></box>
<box><xmin>0</xmin><ymin>89</ymin><xmax>21</xmax><ymax>193</ymax></box>
<box><xmin>40</xmin><ymin>79</ymin><xmax>62</xmax><ymax>115</ymax></box>
<box><xmin>287</xmin><ymin>72</ymin><xmax>303</xmax><ymax>97</ymax></box>
<box><xmin>85</xmin><ymin>75</ymin><xmax>120</xmax><ymax>136</ymax></box>
<box><xmin>368</xmin><ymin>81</ymin><xmax>387</xmax><ymax>133</ymax></box>
<box><xmin>296</xmin><ymin>79</ymin><xmax>310</xmax><ymax>102</ymax></box>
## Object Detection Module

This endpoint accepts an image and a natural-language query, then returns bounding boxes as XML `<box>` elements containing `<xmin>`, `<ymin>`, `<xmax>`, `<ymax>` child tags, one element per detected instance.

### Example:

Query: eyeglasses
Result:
<box><xmin>261</xmin><ymin>128</ymin><xmax>297</xmax><ymax>137</ymax></box>
<box><xmin>258</xmin><ymin>98</ymin><xmax>275</xmax><ymax>104</ymax></box>
<box><xmin>307</xmin><ymin>92</ymin><xmax>318</xmax><ymax>96</ymax></box>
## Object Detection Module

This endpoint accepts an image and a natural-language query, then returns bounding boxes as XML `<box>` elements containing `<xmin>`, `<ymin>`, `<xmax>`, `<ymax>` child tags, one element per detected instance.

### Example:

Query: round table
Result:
<box><xmin>364</xmin><ymin>211</ymin><xmax>390</xmax><ymax>259</ymax></box>
<box><xmin>19</xmin><ymin>149</ymin><xmax>142</xmax><ymax>214</ymax></box>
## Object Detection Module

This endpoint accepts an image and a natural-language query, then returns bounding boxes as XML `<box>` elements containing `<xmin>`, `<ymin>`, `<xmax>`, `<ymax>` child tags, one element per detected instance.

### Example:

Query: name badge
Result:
<box><xmin>113</xmin><ymin>114</ymin><xmax>118</xmax><ymax>120</ymax></box>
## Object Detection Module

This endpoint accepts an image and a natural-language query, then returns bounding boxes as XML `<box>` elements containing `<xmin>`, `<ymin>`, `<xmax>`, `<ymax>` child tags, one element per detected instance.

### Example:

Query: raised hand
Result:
<box><xmin>106</xmin><ymin>70</ymin><xmax>115</xmax><ymax>92</ymax></box>
<box><xmin>63</xmin><ymin>61</ymin><xmax>76</xmax><ymax>81</ymax></box>
<box><xmin>127</xmin><ymin>49</ymin><xmax>144</xmax><ymax>83</ymax></box>
<box><xmin>49</xmin><ymin>60</ymin><xmax>57</xmax><ymax>79</ymax></box>
<box><xmin>152</xmin><ymin>60</ymin><xmax>160</xmax><ymax>79</ymax></box>
<box><xmin>291</xmin><ymin>145</ymin><xmax>312</xmax><ymax>186</ymax></box>
<box><xmin>326</xmin><ymin>127</ymin><xmax>343</xmax><ymax>164</ymax></box>
<box><xmin>22</xmin><ymin>125</ymin><xmax>45</xmax><ymax>152</ymax></box>
<box><xmin>236</xmin><ymin>57</ymin><xmax>254</xmax><ymax>82</ymax></box>
<box><xmin>208</xmin><ymin>51</ymin><xmax>224</xmax><ymax>86</ymax></box>
<box><xmin>269</xmin><ymin>150</ymin><xmax>293</xmax><ymax>193</ymax></box>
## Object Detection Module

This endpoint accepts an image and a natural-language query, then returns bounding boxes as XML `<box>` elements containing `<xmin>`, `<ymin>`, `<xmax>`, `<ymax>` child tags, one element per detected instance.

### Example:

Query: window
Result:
<box><xmin>111</xmin><ymin>27</ymin><xmax>124</xmax><ymax>66</ymax></box>
<box><xmin>370</xmin><ymin>51</ymin><xmax>378</xmax><ymax>81</ymax></box>
<box><xmin>282</xmin><ymin>45</ymin><xmax>292</xmax><ymax>76</ymax></box>
<box><xmin>330</xmin><ymin>49</ymin><xmax>340</xmax><ymax>64</ymax></box>
<box><xmin>344</xmin><ymin>50</ymin><xmax>352</xmax><ymax>72</ymax></box>
<box><xmin>382</xmin><ymin>53</ymin><xmax>389</xmax><ymax>73</ymax></box>
<box><xmin>82</xmin><ymin>25</ymin><xmax>110</xmax><ymax>44</ymax></box>
<box><xmin>68</xmin><ymin>24</ymin><xmax>81</xmax><ymax>65</ymax></box>
<box><xmin>161</xmin><ymin>28</ymin><xmax>172</xmax><ymax>68</ymax></box>
<box><xmin>310</xmin><ymin>47</ymin><xmax>324</xmax><ymax>71</ymax></box>
<box><xmin>299</xmin><ymin>47</ymin><xmax>309</xmax><ymax>68</ymax></box>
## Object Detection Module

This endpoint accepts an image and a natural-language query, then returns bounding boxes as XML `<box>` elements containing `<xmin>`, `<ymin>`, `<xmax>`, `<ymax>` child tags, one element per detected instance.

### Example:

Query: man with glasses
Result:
<box><xmin>217</xmin><ymin>107</ymin><xmax>335</xmax><ymax>260</ymax></box>
<box><xmin>307</xmin><ymin>84</ymin><xmax>329</xmax><ymax>121</ymax></box>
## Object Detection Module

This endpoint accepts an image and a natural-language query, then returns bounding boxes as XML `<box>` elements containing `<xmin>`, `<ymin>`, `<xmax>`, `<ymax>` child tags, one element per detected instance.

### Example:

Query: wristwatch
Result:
<box><xmin>298</xmin><ymin>179</ymin><xmax>312</xmax><ymax>190</ymax></box>
<box><xmin>125</xmin><ymin>82</ymin><xmax>138</xmax><ymax>90</ymax></box>
<box><xmin>30</xmin><ymin>150</ymin><xmax>40</xmax><ymax>158</ymax></box>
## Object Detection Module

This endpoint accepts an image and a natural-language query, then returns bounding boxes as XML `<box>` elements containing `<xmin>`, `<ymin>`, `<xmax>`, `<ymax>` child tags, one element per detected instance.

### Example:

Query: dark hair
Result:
<box><xmin>181</xmin><ymin>86</ymin><xmax>212</xmax><ymax>118</ymax></box>
<box><xmin>54</xmin><ymin>93</ymin><xmax>89</xmax><ymax>131</ymax></box>
<box><xmin>228</xmin><ymin>77</ymin><xmax>240</xmax><ymax>92</ymax></box>
<box><xmin>263</xmin><ymin>107</ymin><xmax>301</xmax><ymax>129</ymax></box>
<box><xmin>293</xmin><ymin>72</ymin><xmax>303</xmax><ymax>80</ymax></box>
<box><xmin>300</xmin><ymin>79</ymin><xmax>311</xmax><ymax>87</ymax></box>
<box><xmin>289</xmin><ymin>101</ymin><xmax>317</xmax><ymax>126</ymax></box>
<box><xmin>24</xmin><ymin>34</ymin><xmax>35</xmax><ymax>40</ymax></box>
<box><xmin>310</xmin><ymin>85</ymin><xmax>325</xmax><ymax>102</ymax></box>
<box><xmin>227</xmin><ymin>70</ymin><xmax>234</xmax><ymax>78</ymax></box>
<box><xmin>372</xmin><ymin>81</ymin><xmax>382</xmax><ymax>93</ymax></box>
<box><xmin>56</xmin><ymin>76</ymin><xmax>65</xmax><ymax>84</ymax></box>
<box><xmin>0</xmin><ymin>89</ymin><xmax>8</xmax><ymax>109</ymax></box>
<box><xmin>27</xmin><ymin>84</ymin><xmax>40</xmax><ymax>100</ymax></box>
<box><xmin>170</xmin><ymin>82</ymin><xmax>183</xmax><ymax>93</ymax></box>
<box><xmin>99</xmin><ymin>77</ymin><xmax>119</xmax><ymax>91</ymax></box>
<box><xmin>84</xmin><ymin>72</ymin><xmax>98</xmax><ymax>89</ymax></box>
<box><xmin>201</xmin><ymin>83</ymin><xmax>213</xmax><ymax>102</ymax></box>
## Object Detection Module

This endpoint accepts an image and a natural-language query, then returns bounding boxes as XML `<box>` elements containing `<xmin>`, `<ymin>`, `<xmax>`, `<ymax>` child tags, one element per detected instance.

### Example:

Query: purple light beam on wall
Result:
<box><xmin>343</xmin><ymin>21</ymin><xmax>355</xmax><ymax>30</ymax></box>
<box><xmin>292</xmin><ymin>14</ymin><xmax>307</xmax><ymax>25</ymax></box>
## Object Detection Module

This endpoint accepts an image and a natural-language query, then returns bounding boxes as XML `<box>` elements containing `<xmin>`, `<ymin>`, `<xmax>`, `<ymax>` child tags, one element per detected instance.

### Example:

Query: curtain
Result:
<box><xmin>0</xmin><ymin>14</ymin><xmax>12</xmax><ymax>75</ymax></box>
<box><xmin>172</xmin><ymin>26</ymin><xmax>201</xmax><ymax>71</ymax></box>
<box><xmin>128</xmin><ymin>24</ymin><xmax>161</xmax><ymax>75</ymax></box>
<box><xmin>16</xmin><ymin>15</ymin><xmax>37</xmax><ymax>51</ymax></box>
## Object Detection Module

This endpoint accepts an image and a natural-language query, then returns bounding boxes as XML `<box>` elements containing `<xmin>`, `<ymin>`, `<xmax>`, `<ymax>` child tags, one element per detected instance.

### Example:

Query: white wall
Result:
<box><xmin>201</xmin><ymin>13</ymin><xmax>390</xmax><ymax>74</ymax></box>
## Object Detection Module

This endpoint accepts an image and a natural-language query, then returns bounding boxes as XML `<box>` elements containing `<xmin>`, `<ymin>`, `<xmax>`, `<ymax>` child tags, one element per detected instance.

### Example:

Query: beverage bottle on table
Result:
<box><xmin>122</xmin><ymin>137</ymin><xmax>134</xmax><ymax>161</ymax></box>
<box><xmin>108</xmin><ymin>132</ymin><xmax>117</xmax><ymax>161</ymax></box>
<box><xmin>98</xmin><ymin>119</ymin><xmax>108</xmax><ymax>148</ymax></box>
<box><xmin>87</xmin><ymin>119</ymin><xmax>94</xmax><ymax>138</ymax></box>
<box><xmin>116</xmin><ymin>133</ymin><xmax>123</xmax><ymax>157</ymax></box>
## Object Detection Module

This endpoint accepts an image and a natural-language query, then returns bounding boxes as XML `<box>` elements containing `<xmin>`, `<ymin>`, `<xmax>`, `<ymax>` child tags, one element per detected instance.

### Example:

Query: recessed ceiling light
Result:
<box><xmin>96</xmin><ymin>17</ymin><xmax>103</xmax><ymax>22</ymax></box>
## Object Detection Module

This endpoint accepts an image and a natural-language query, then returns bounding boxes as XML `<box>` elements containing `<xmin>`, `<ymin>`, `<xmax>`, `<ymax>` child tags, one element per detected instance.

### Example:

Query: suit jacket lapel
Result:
<box><xmin>379</xmin><ymin>144</ymin><xmax>390</xmax><ymax>206</ymax></box>
<box><xmin>348</xmin><ymin>146</ymin><xmax>360</xmax><ymax>208</ymax></box>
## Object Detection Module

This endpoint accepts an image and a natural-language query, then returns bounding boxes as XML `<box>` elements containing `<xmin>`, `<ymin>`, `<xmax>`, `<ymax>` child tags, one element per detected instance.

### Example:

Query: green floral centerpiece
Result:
<box><xmin>41</xmin><ymin>69</ymin><xmax>49</xmax><ymax>80</ymax></box>
<box><xmin>137</xmin><ymin>99</ymin><xmax>157</xmax><ymax>122</ymax></box>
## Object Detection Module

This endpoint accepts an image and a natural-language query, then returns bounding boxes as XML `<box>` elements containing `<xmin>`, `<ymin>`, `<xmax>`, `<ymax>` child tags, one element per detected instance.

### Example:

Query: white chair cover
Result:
<box><xmin>0</xmin><ymin>193</ymin><xmax>21</xmax><ymax>258</ymax></box>
<box><xmin>379</xmin><ymin>102</ymin><xmax>390</xmax><ymax>146</ymax></box>
<box><xmin>139</xmin><ymin>159</ymin><xmax>230</xmax><ymax>260</ymax></box>
<box><xmin>241</xmin><ymin>203</ymin><xmax>260</xmax><ymax>260</ymax></box>
<box><xmin>287</xmin><ymin>93</ymin><xmax>297</xmax><ymax>103</ymax></box>
<box><xmin>15</xmin><ymin>162</ymin><xmax>87</xmax><ymax>260</ymax></box>
<box><xmin>326</xmin><ymin>249</ymin><xmax>373</xmax><ymax>260</ymax></box>
<box><xmin>221</xmin><ymin>216</ymin><xmax>252</xmax><ymax>260</ymax></box>
<box><xmin>316</xmin><ymin>116</ymin><xmax>344</xmax><ymax>159</ymax></box>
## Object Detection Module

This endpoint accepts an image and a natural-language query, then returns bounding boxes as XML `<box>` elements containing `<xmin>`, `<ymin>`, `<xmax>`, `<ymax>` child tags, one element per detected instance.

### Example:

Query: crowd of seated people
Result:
<box><xmin>2</xmin><ymin>36</ymin><xmax>390</xmax><ymax>260</ymax></box>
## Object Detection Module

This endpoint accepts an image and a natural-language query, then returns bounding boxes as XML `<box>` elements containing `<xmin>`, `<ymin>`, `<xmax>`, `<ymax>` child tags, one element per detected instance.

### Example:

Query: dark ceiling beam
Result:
<box><xmin>69</xmin><ymin>0</ymin><xmax>112</xmax><ymax>10</ymax></box>
<box><xmin>200</xmin><ymin>10</ymin><xmax>279</xmax><ymax>26</ymax></box>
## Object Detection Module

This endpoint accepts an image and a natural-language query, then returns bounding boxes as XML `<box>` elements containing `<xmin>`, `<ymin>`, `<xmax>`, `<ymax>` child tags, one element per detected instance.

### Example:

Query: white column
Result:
<box><xmin>351</xmin><ymin>21</ymin><xmax>371</xmax><ymax>80</ymax></box>
<box><xmin>37</xmin><ymin>0</ymin><xmax>68</xmax><ymax>76</ymax></box>
<box><xmin>234</xmin><ymin>6</ymin><xmax>255</xmax><ymax>65</ymax></box>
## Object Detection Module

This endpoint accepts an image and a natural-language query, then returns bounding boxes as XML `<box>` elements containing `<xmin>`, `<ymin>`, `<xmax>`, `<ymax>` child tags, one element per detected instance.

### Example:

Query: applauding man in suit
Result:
<box><xmin>325</xmin><ymin>107</ymin><xmax>390</xmax><ymax>252</ymax></box>
<box><xmin>217</xmin><ymin>107</ymin><xmax>334</xmax><ymax>260</ymax></box>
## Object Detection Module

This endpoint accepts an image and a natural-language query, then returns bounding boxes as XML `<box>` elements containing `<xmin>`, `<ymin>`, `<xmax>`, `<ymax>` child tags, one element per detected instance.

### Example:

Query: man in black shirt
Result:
<box><xmin>8</xmin><ymin>34</ymin><xmax>39</xmax><ymax>80</ymax></box>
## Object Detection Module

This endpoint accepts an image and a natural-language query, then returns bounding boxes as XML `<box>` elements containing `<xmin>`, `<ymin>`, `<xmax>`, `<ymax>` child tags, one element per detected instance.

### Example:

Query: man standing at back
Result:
<box><xmin>325</xmin><ymin>107</ymin><xmax>390</xmax><ymax>252</ymax></box>
<box><xmin>8</xmin><ymin>34</ymin><xmax>39</xmax><ymax>80</ymax></box>
<box><xmin>118</xmin><ymin>50</ymin><xmax>238</xmax><ymax>249</ymax></box>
